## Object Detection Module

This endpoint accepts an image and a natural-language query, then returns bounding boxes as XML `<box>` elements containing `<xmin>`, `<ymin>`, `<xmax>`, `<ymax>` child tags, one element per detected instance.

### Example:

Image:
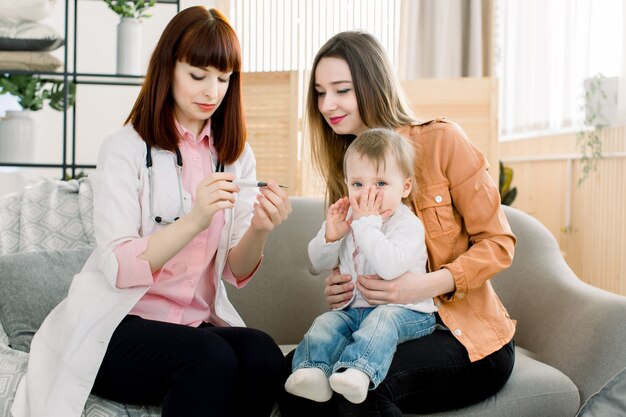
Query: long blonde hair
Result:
<box><xmin>306</xmin><ymin>31</ymin><xmax>416</xmax><ymax>205</ymax></box>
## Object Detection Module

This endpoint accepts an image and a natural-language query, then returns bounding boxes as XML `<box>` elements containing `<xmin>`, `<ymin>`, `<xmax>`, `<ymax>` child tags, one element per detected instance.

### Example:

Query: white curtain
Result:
<box><xmin>398</xmin><ymin>0</ymin><xmax>486</xmax><ymax>79</ymax></box>
<box><xmin>497</xmin><ymin>0</ymin><xmax>592</xmax><ymax>137</ymax></box>
<box><xmin>497</xmin><ymin>0</ymin><xmax>625</xmax><ymax>137</ymax></box>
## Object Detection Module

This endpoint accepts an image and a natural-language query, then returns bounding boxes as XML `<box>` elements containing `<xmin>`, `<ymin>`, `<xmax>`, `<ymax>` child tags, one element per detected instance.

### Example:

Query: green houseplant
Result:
<box><xmin>576</xmin><ymin>73</ymin><xmax>607</xmax><ymax>185</ymax></box>
<box><xmin>0</xmin><ymin>74</ymin><xmax>76</xmax><ymax>163</ymax></box>
<box><xmin>103</xmin><ymin>0</ymin><xmax>156</xmax><ymax>20</ymax></box>
<box><xmin>499</xmin><ymin>161</ymin><xmax>517</xmax><ymax>206</ymax></box>
<box><xmin>0</xmin><ymin>74</ymin><xmax>75</xmax><ymax>112</ymax></box>
<box><xmin>103</xmin><ymin>0</ymin><xmax>156</xmax><ymax>75</ymax></box>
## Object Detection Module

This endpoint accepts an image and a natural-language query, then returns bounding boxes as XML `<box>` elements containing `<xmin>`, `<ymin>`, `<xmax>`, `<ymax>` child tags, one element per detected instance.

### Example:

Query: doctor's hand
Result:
<box><xmin>189</xmin><ymin>172</ymin><xmax>238</xmax><ymax>230</ymax></box>
<box><xmin>250</xmin><ymin>181</ymin><xmax>292</xmax><ymax>232</ymax></box>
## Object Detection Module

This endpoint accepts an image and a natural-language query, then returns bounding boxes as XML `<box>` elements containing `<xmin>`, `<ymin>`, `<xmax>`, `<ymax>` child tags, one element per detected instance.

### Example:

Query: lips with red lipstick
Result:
<box><xmin>196</xmin><ymin>103</ymin><xmax>216</xmax><ymax>112</ymax></box>
<box><xmin>329</xmin><ymin>115</ymin><xmax>347</xmax><ymax>125</ymax></box>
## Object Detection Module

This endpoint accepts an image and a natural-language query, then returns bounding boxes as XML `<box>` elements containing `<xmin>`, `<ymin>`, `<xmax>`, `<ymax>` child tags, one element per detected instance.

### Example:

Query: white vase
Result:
<box><xmin>116</xmin><ymin>17</ymin><xmax>142</xmax><ymax>75</ymax></box>
<box><xmin>0</xmin><ymin>110</ymin><xmax>36</xmax><ymax>163</ymax></box>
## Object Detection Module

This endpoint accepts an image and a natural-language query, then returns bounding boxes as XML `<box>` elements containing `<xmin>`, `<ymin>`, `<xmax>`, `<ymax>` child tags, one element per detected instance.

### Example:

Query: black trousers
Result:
<box><xmin>278</xmin><ymin>328</ymin><xmax>515</xmax><ymax>417</ymax></box>
<box><xmin>92</xmin><ymin>315</ymin><xmax>285</xmax><ymax>417</ymax></box>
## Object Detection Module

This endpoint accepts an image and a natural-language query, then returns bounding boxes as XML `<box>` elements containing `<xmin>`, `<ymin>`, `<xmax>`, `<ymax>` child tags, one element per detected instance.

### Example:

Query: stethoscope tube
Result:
<box><xmin>146</xmin><ymin>143</ymin><xmax>185</xmax><ymax>224</ymax></box>
<box><xmin>145</xmin><ymin>142</ymin><xmax>224</xmax><ymax>224</ymax></box>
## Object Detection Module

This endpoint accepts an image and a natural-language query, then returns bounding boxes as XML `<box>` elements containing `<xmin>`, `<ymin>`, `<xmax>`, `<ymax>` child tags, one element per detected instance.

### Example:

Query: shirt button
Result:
<box><xmin>454</xmin><ymin>329</ymin><xmax>462</xmax><ymax>336</ymax></box>
<box><xmin>456</xmin><ymin>292</ymin><xmax>465</xmax><ymax>299</ymax></box>
<box><xmin>195</xmin><ymin>240</ymin><xmax>203</xmax><ymax>247</ymax></box>
<box><xmin>435</xmin><ymin>300</ymin><xmax>442</xmax><ymax>307</ymax></box>
<box><xmin>434</xmin><ymin>195</ymin><xmax>443</xmax><ymax>203</ymax></box>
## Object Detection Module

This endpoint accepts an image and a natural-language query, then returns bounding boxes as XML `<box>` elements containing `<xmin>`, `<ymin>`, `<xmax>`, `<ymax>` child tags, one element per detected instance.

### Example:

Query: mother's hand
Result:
<box><xmin>356</xmin><ymin>272</ymin><xmax>430</xmax><ymax>305</ymax></box>
<box><xmin>324</xmin><ymin>270</ymin><xmax>354</xmax><ymax>310</ymax></box>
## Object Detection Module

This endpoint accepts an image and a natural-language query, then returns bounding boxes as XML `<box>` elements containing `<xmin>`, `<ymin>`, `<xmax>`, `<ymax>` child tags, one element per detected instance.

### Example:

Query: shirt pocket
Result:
<box><xmin>416</xmin><ymin>185</ymin><xmax>461</xmax><ymax>240</ymax></box>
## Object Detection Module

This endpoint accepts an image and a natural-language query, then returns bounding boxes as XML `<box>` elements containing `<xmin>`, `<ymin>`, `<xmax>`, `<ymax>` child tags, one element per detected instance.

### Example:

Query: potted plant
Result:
<box><xmin>0</xmin><ymin>74</ymin><xmax>76</xmax><ymax>163</ymax></box>
<box><xmin>103</xmin><ymin>0</ymin><xmax>157</xmax><ymax>75</ymax></box>
<box><xmin>577</xmin><ymin>73</ymin><xmax>608</xmax><ymax>185</ymax></box>
<box><xmin>103</xmin><ymin>0</ymin><xmax>156</xmax><ymax>19</ymax></box>
<box><xmin>499</xmin><ymin>161</ymin><xmax>517</xmax><ymax>206</ymax></box>
<box><xmin>0</xmin><ymin>74</ymin><xmax>75</xmax><ymax>112</ymax></box>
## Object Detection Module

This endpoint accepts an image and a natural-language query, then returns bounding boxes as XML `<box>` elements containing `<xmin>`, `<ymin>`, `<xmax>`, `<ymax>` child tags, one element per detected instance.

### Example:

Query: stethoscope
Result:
<box><xmin>146</xmin><ymin>142</ymin><xmax>224</xmax><ymax>224</ymax></box>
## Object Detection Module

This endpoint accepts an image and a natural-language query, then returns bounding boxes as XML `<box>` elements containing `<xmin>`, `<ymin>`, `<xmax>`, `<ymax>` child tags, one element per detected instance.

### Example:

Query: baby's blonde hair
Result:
<box><xmin>343</xmin><ymin>128</ymin><xmax>415</xmax><ymax>210</ymax></box>
<box><xmin>343</xmin><ymin>128</ymin><xmax>415</xmax><ymax>203</ymax></box>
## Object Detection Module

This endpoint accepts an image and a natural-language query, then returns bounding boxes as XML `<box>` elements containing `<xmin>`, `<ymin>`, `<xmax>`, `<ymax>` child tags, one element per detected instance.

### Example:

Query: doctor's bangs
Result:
<box><xmin>176</xmin><ymin>9</ymin><xmax>241</xmax><ymax>73</ymax></box>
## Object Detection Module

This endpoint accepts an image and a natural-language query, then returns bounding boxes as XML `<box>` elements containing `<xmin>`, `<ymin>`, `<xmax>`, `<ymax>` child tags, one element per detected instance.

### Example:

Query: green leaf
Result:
<box><xmin>498</xmin><ymin>160</ymin><xmax>517</xmax><ymax>206</ymax></box>
<box><xmin>103</xmin><ymin>0</ymin><xmax>155</xmax><ymax>20</ymax></box>
<box><xmin>501</xmin><ymin>187</ymin><xmax>517</xmax><ymax>206</ymax></box>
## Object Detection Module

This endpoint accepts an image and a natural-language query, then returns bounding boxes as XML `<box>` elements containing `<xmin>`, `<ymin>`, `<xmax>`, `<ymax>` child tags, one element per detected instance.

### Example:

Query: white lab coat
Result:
<box><xmin>12</xmin><ymin>125</ymin><xmax>260</xmax><ymax>417</ymax></box>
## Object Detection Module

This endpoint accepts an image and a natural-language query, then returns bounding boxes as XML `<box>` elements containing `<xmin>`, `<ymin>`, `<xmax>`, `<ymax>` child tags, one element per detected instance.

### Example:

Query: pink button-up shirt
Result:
<box><xmin>113</xmin><ymin>120</ymin><xmax>248</xmax><ymax>327</ymax></box>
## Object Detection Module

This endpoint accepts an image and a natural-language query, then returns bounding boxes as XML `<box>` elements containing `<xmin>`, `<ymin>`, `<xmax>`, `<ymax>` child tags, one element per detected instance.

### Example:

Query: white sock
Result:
<box><xmin>284</xmin><ymin>368</ymin><xmax>332</xmax><ymax>402</ymax></box>
<box><xmin>329</xmin><ymin>368</ymin><xmax>370</xmax><ymax>404</ymax></box>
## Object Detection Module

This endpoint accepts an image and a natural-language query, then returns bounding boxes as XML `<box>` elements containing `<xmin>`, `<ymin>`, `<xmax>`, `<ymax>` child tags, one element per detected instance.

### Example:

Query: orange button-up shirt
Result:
<box><xmin>397</xmin><ymin>119</ymin><xmax>517</xmax><ymax>362</ymax></box>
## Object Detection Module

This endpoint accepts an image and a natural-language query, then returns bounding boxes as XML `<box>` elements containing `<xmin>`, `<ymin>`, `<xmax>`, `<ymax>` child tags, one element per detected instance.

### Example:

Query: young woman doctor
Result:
<box><xmin>12</xmin><ymin>7</ymin><xmax>291</xmax><ymax>417</ymax></box>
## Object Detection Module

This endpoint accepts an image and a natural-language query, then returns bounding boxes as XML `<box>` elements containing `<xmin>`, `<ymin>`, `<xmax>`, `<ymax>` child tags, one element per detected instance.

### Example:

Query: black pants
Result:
<box><xmin>278</xmin><ymin>328</ymin><xmax>515</xmax><ymax>417</ymax></box>
<box><xmin>92</xmin><ymin>315</ymin><xmax>285</xmax><ymax>417</ymax></box>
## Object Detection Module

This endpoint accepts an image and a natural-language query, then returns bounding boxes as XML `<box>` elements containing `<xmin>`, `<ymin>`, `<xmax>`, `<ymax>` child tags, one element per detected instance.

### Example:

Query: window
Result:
<box><xmin>495</xmin><ymin>0</ymin><xmax>624</xmax><ymax>139</ymax></box>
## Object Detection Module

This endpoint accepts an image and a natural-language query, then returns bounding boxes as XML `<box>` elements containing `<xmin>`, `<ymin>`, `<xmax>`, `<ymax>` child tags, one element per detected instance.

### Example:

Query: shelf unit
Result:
<box><xmin>0</xmin><ymin>0</ymin><xmax>180</xmax><ymax>179</ymax></box>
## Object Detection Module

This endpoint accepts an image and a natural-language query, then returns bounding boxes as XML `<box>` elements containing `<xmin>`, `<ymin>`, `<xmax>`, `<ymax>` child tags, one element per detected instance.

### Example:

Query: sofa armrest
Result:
<box><xmin>493</xmin><ymin>206</ymin><xmax>626</xmax><ymax>404</ymax></box>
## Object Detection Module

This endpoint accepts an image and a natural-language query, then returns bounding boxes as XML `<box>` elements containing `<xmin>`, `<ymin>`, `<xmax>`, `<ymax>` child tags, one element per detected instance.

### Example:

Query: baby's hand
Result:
<box><xmin>325</xmin><ymin>197</ymin><xmax>351</xmax><ymax>242</ymax></box>
<box><xmin>350</xmin><ymin>186</ymin><xmax>384</xmax><ymax>220</ymax></box>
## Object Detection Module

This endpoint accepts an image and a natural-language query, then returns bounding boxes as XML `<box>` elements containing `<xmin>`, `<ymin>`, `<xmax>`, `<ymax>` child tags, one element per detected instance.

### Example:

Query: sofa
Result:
<box><xmin>0</xmin><ymin>178</ymin><xmax>625</xmax><ymax>417</ymax></box>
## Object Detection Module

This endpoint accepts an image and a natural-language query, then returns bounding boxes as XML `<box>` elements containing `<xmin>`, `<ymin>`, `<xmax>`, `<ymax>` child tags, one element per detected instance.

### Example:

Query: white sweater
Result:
<box><xmin>308</xmin><ymin>203</ymin><xmax>437</xmax><ymax>313</ymax></box>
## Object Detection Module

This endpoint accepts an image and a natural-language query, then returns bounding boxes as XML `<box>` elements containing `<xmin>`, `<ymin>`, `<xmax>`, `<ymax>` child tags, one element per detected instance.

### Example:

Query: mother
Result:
<box><xmin>281</xmin><ymin>31</ymin><xmax>516</xmax><ymax>417</ymax></box>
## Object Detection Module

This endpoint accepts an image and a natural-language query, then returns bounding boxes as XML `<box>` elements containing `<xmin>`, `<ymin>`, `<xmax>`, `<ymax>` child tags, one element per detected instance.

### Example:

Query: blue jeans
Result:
<box><xmin>292</xmin><ymin>306</ymin><xmax>436</xmax><ymax>389</ymax></box>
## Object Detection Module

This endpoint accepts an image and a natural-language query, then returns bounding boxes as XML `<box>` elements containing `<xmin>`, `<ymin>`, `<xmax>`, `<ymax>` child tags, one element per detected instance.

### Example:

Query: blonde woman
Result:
<box><xmin>280</xmin><ymin>31</ymin><xmax>516</xmax><ymax>416</ymax></box>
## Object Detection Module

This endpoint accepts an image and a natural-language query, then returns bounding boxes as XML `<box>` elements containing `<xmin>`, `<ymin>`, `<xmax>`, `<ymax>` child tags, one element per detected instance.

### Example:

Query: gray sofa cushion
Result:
<box><xmin>0</xmin><ymin>247</ymin><xmax>93</xmax><ymax>352</ymax></box>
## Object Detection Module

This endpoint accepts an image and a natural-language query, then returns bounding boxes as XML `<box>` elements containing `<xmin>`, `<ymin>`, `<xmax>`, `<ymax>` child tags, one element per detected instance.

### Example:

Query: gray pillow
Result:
<box><xmin>0</xmin><ymin>18</ymin><xmax>64</xmax><ymax>51</ymax></box>
<box><xmin>0</xmin><ymin>247</ymin><xmax>93</xmax><ymax>352</ymax></box>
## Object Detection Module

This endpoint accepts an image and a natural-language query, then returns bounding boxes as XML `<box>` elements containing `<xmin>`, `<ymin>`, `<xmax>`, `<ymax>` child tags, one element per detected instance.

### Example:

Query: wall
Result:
<box><xmin>401</xmin><ymin>77</ymin><xmax>500</xmax><ymax>183</ymax></box>
<box><xmin>241</xmin><ymin>71</ymin><xmax>299</xmax><ymax>192</ymax></box>
<box><xmin>500</xmin><ymin>125</ymin><xmax>626</xmax><ymax>296</ymax></box>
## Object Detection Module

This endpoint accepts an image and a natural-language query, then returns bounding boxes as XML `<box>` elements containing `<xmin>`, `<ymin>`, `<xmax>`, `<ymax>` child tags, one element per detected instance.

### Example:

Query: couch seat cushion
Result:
<box><xmin>407</xmin><ymin>348</ymin><xmax>580</xmax><ymax>417</ymax></box>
